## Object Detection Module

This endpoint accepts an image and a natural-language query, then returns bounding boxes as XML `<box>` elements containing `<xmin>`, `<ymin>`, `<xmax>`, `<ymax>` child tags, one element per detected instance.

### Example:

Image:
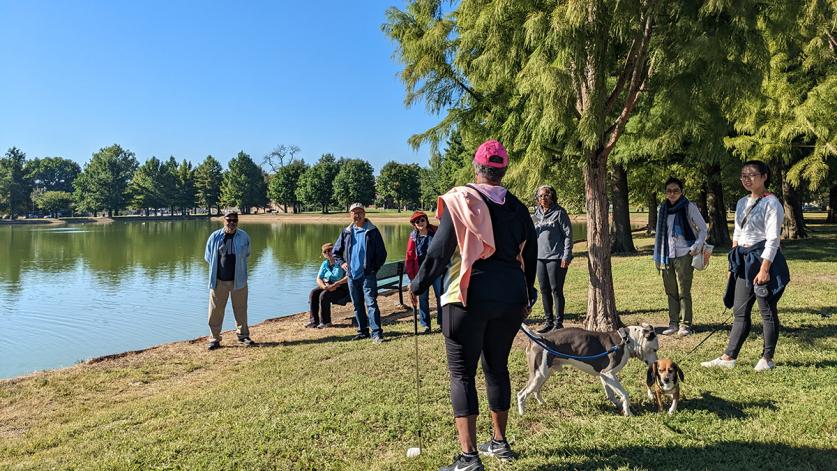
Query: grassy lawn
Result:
<box><xmin>1</xmin><ymin>221</ymin><xmax>834</xmax><ymax>470</ymax></box>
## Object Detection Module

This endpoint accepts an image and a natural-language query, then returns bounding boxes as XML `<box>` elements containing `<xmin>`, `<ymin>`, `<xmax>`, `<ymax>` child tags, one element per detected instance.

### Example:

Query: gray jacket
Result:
<box><xmin>534</xmin><ymin>204</ymin><xmax>573</xmax><ymax>261</ymax></box>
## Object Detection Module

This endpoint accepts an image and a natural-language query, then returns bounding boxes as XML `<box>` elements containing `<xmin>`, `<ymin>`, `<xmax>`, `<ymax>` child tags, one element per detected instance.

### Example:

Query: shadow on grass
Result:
<box><xmin>779</xmin><ymin>359</ymin><xmax>837</xmax><ymax>368</ymax></box>
<box><xmin>528</xmin><ymin>441</ymin><xmax>835</xmax><ymax>470</ymax></box>
<box><xmin>683</xmin><ymin>391</ymin><xmax>776</xmax><ymax>419</ymax></box>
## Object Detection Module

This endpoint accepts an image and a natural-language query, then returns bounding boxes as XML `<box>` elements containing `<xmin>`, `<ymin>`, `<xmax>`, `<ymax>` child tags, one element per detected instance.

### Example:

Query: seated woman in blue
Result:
<box><xmin>306</xmin><ymin>242</ymin><xmax>350</xmax><ymax>328</ymax></box>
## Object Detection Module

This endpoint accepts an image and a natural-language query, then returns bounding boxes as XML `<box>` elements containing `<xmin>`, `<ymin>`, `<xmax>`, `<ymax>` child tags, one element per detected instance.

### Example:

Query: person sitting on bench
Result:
<box><xmin>305</xmin><ymin>242</ymin><xmax>350</xmax><ymax>329</ymax></box>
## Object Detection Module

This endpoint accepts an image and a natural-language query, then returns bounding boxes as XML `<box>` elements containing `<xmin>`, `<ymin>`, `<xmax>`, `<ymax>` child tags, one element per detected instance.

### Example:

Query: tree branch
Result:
<box><xmin>605</xmin><ymin>36</ymin><xmax>642</xmax><ymax>115</ymax></box>
<box><xmin>600</xmin><ymin>13</ymin><xmax>654</xmax><ymax>160</ymax></box>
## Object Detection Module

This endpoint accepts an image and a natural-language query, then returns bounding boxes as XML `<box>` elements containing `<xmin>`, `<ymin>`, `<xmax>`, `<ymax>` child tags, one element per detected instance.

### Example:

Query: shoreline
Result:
<box><xmin>1</xmin><ymin>211</ymin><xmax>600</xmax><ymax>226</ymax></box>
<box><xmin>0</xmin><ymin>290</ymin><xmax>408</xmax><ymax>384</ymax></box>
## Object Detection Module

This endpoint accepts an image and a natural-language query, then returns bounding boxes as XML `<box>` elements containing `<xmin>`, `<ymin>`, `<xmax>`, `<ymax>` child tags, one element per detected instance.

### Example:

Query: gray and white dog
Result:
<box><xmin>517</xmin><ymin>324</ymin><xmax>658</xmax><ymax>416</ymax></box>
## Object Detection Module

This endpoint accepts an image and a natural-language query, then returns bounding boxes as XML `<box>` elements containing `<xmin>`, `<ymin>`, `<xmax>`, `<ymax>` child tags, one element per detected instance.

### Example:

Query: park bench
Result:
<box><xmin>376</xmin><ymin>260</ymin><xmax>406</xmax><ymax>306</ymax></box>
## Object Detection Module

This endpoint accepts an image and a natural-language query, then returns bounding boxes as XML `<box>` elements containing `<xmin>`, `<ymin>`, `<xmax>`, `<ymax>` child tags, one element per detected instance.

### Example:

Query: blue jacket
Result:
<box><xmin>205</xmin><ymin>228</ymin><xmax>250</xmax><ymax>290</ymax></box>
<box><xmin>723</xmin><ymin>241</ymin><xmax>790</xmax><ymax>308</ymax></box>
<box><xmin>332</xmin><ymin>220</ymin><xmax>387</xmax><ymax>277</ymax></box>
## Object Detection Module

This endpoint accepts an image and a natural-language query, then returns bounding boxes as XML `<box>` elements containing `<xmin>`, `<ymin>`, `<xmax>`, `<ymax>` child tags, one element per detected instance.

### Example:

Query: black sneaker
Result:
<box><xmin>478</xmin><ymin>439</ymin><xmax>515</xmax><ymax>462</ymax></box>
<box><xmin>421</xmin><ymin>327</ymin><xmax>432</xmax><ymax>335</ymax></box>
<box><xmin>352</xmin><ymin>333</ymin><xmax>370</xmax><ymax>341</ymax></box>
<box><xmin>237</xmin><ymin>337</ymin><xmax>256</xmax><ymax>347</ymax></box>
<box><xmin>207</xmin><ymin>341</ymin><xmax>220</xmax><ymax>351</ymax></box>
<box><xmin>536</xmin><ymin>323</ymin><xmax>554</xmax><ymax>334</ymax></box>
<box><xmin>439</xmin><ymin>453</ymin><xmax>484</xmax><ymax>471</ymax></box>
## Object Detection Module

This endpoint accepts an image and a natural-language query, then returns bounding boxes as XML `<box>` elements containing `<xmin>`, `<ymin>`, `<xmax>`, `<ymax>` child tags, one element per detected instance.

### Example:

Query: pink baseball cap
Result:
<box><xmin>473</xmin><ymin>139</ymin><xmax>509</xmax><ymax>168</ymax></box>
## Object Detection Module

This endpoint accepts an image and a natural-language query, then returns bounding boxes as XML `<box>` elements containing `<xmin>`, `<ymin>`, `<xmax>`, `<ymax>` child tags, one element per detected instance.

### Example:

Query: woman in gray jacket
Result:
<box><xmin>533</xmin><ymin>185</ymin><xmax>573</xmax><ymax>332</ymax></box>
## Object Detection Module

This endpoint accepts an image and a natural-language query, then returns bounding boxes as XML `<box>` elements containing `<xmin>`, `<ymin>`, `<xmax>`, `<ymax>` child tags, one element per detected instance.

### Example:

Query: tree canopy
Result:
<box><xmin>333</xmin><ymin>158</ymin><xmax>376</xmax><ymax>211</ymax></box>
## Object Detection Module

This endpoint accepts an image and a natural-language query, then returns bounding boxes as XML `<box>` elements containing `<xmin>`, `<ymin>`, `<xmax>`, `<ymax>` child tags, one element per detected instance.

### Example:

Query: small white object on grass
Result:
<box><xmin>406</xmin><ymin>447</ymin><xmax>421</xmax><ymax>458</ymax></box>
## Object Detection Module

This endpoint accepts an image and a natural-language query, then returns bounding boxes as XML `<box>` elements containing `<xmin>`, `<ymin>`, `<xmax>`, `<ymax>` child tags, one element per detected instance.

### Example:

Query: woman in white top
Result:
<box><xmin>652</xmin><ymin>177</ymin><xmax>708</xmax><ymax>336</ymax></box>
<box><xmin>702</xmin><ymin>160</ymin><xmax>789</xmax><ymax>372</ymax></box>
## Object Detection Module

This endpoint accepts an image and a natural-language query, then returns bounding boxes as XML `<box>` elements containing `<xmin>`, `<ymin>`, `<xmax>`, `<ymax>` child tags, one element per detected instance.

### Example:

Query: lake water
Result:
<box><xmin>0</xmin><ymin>218</ymin><xmax>589</xmax><ymax>379</ymax></box>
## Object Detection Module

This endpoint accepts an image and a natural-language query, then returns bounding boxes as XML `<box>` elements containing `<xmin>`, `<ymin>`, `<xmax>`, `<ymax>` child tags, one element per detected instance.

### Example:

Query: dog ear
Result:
<box><xmin>646</xmin><ymin>362</ymin><xmax>657</xmax><ymax>387</ymax></box>
<box><xmin>642</xmin><ymin>324</ymin><xmax>656</xmax><ymax>341</ymax></box>
<box><xmin>676</xmin><ymin>363</ymin><xmax>684</xmax><ymax>382</ymax></box>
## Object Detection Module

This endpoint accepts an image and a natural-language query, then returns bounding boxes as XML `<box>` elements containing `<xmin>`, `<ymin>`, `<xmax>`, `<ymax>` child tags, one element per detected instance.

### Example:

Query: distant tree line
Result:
<box><xmin>0</xmin><ymin>143</ymin><xmax>432</xmax><ymax>218</ymax></box>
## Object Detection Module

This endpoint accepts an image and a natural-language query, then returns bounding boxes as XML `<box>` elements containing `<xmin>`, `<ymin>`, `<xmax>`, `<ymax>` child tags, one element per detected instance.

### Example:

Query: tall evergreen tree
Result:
<box><xmin>130</xmin><ymin>157</ymin><xmax>166</xmax><ymax>215</ymax></box>
<box><xmin>195</xmin><ymin>155</ymin><xmax>223</xmax><ymax>216</ymax></box>
<box><xmin>385</xmin><ymin>0</ymin><xmax>767</xmax><ymax>330</ymax></box>
<box><xmin>0</xmin><ymin>147</ymin><xmax>31</xmax><ymax>218</ymax></box>
<box><xmin>221</xmin><ymin>151</ymin><xmax>266</xmax><ymax>214</ymax></box>
<box><xmin>73</xmin><ymin>144</ymin><xmax>138</xmax><ymax>217</ymax></box>
<box><xmin>175</xmin><ymin>159</ymin><xmax>196</xmax><ymax>215</ymax></box>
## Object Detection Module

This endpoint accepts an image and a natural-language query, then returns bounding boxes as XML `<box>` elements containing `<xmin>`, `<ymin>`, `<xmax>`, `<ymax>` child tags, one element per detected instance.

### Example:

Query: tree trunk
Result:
<box><xmin>646</xmin><ymin>192</ymin><xmax>657</xmax><ymax>234</ymax></box>
<box><xmin>828</xmin><ymin>181</ymin><xmax>837</xmax><ymax>223</ymax></box>
<box><xmin>609</xmin><ymin>163</ymin><xmax>635</xmax><ymax>254</ymax></box>
<box><xmin>706</xmin><ymin>163</ymin><xmax>731</xmax><ymax>246</ymax></box>
<box><xmin>696</xmin><ymin>184</ymin><xmax>708</xmax><ymax>221</ymax></box>
<box><xmin>776</xmin><ymin>164</ymin><xmax>808</xmax><ymax>239</ymax></box>
<box><xmin>582</xmin><ymin>152</ymin><xmax>621</xmax><ymax>332</ymax></box>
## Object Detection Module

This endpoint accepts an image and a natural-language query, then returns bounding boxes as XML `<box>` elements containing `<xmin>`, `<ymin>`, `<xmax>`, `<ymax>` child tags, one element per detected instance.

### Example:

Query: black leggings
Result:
<box><xmin>537</xmin><ymin>259</ymin><xmax>567</xmax><ymax>325</ymax></box>
<box><xmin>725</xmin><ymin>277</ymin><xmax>781</xmax><ymax>360</ymax></box>
<box><xmin>308</xmin><ymin>285</ymin><xmax>349</xmax><ymax>325</ymax></box>
<box><xmin>443</xmin><ymin>302</ymin><xmax>526</xmax><ymax>417</ymax></box>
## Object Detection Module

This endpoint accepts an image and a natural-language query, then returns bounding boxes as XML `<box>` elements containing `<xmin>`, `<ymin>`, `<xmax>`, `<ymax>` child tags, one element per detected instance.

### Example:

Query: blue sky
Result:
<box><xmin>0</xmin><ymin>1</ymin><xmax>440</xmax><ymax>172</ymax></box>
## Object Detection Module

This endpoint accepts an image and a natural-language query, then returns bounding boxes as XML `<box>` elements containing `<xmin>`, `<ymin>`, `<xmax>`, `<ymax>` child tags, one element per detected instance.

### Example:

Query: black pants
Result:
<box><xmin>537</xmin><ymin>259</ymin><xmax>567</xmax><ymax>325</ymax></box>
<box><xmin>725</xmin><ymin>277</ymin><xmax>780</xmax><ymax>360</ymax></box>
<box><xmin>443</xmin><ymin>302</ymin><xmax>526</xmax><ymax>417</ymax></box>
<box><xmin>308</xmin><ymin>285</ymin><xmax>349</xmax><ymax>325</ymax></box>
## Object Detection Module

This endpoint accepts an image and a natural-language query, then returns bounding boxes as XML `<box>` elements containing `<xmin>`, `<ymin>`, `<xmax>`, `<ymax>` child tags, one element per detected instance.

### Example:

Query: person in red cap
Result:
<box><xmin>411</xmin><ymin>139</ymin><xmax>537</xmax><ymax>471</ymax></box>
<box><xmin>405</xmin><ymin>210</ymin><xmax>443</xmax><ymax>334</ymax></box>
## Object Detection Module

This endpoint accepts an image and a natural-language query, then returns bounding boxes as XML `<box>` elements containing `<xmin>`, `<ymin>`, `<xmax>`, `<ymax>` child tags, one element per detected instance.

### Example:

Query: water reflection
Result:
<box><xmin>0</xmin><ymin>218</ymin><xmax>596</xmax><ymax>378</ymax></box>
<box><xmin>0</xmin><ymin>220</ymin><xmax>414</xmax><ymax>378</ymax></box>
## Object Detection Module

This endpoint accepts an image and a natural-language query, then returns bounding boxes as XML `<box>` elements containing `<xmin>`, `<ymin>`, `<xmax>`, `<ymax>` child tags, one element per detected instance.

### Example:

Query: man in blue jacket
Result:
<box><xmin>204</xmin><ymin>210</ymin><xmax>256</xmax><ymax>350</ymax></box>
<box><xmin>333</xmin><ymin>203</ymin><xmax>388</xmax><ymax>343</ymax></box>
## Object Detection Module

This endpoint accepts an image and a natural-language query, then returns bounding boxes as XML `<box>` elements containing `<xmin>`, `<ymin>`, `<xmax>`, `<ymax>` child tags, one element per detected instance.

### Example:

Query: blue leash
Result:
<box><xmin>519</xmin><ymin>324</ymin><xmax>624</xmax><ymax>361</ymax></box>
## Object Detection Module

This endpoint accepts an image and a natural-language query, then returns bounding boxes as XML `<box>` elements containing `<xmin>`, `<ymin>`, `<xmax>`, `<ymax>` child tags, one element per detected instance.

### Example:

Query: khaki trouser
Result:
<box><xmin>208</xmin><ymin>280</ymin><xmax>249</xmax><ymax>342</ymax></box>
<box><xmin>661</xmin><ymin>254</ymin><xmax>694</xmax><ymax>328</ymax></box>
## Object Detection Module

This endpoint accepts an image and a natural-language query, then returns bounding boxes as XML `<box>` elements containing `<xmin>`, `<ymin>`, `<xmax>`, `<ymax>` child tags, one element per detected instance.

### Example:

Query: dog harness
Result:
<box><xmin>519</xmin><ymin>324</ymin><xmax>628</xmax><ymax>361</ymax></box>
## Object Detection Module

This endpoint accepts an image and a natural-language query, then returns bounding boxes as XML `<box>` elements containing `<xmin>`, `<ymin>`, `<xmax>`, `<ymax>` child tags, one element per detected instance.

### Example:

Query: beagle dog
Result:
<box><xmin>517</xmin><ymin>324</ymin><xmax>659</xmax><ymax>417</ymax></box>
<box><xmin>646</xmin><ymin>358</ymin><xmax>684</xmax><ymax>415</ymax></box>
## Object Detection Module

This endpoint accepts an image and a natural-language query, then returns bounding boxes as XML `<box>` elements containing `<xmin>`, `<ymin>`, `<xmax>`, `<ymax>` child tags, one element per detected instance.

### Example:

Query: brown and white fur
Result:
<box><xmin>517</xmin><ymin>324</ymin><xmax>658</xmax><ymax>417</ymax></box>
<box><xmin>646</xmin><ymin>358</ymin><xmax>684</xmax><ymax>415</ymax></box>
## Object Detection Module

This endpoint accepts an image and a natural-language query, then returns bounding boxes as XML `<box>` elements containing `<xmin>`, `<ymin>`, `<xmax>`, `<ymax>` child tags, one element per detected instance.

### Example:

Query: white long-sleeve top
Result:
<box><xmin>733</xmin><ymin>194</ymin><xmax>785</xmax><ymax>262</ymax></box>
<box><xmin>666</xmin><ymin>202</ymin><xmax>708</xmax><ymax>259</ymax></box>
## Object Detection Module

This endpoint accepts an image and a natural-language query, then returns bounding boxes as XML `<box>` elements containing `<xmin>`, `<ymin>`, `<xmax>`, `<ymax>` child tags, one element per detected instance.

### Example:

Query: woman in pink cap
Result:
<box><xmin>411</xmin><ymin>139</ymin><xmax>537</xmax><ymax>471</ymax></box>
<box><xmin>405</xmin><ymin>210</ymin><xmax>443</xmax><ymax>333</ymax></box>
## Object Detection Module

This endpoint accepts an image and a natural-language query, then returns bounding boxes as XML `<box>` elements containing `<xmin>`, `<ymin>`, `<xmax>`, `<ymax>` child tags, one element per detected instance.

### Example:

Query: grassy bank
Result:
<box><xmin>1</xmin><ymin>223</ymin><xmax>834</xmax><ymax>470</ymax></box>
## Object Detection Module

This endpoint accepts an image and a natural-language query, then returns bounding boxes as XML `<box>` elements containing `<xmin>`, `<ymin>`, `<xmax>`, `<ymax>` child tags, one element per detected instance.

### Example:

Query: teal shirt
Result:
<box><xmin>317</xmin><ymin>260</ymin><xmax>346</xmax><ymax>283</ymax></box>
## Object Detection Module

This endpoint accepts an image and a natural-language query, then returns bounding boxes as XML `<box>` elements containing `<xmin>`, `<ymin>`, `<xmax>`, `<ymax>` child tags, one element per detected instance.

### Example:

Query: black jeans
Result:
<box><xmin>443</xmin><ymin>302</ymin><xmax>526</xmax><ymax>417</ymax></box>
<box><xmin>308</xmin><ymin>285</ymin><xmax>349</xmax><ymax>325</ymax></box>
<box><xmin>725</xmin><ymin>277</ymin><xmax>780</xmax><ymax>360</ymax></box>
<box><xmin>537</xmin><ymin>259</ymin><xmax>568</xmax><ymax>325</ymax></box>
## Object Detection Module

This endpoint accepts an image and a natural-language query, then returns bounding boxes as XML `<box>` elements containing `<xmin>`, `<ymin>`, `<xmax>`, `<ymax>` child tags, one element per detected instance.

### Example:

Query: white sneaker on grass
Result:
<box><xmin>754</xmin><ymin>358</ymin><xmax>774</xmax><ymax>372</ymax></box>
<box><xmin>701</xmin><ymin>357</ymin><xmax>736</xmax><ymax>369</ymax></box>
<box><xmin>662</xmin><ymin>325</ymin><xmax>678</xmax><ymax>335</ymax></box>
<box><xmin>677</xmin><ymin>326</ymin><xmax>692</xmax><ymax>336</ymax></box>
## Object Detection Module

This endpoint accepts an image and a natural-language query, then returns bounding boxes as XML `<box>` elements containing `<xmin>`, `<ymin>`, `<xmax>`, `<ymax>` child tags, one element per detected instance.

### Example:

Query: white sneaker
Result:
<box><xmin>754</xmin><ymin>358</ymin><xmax>774</xmax><ymax>372</ymax></box>
<box><xmin>662</xmin><ymin>325</ymin><xmax>678</xmax><ymax>335</ymax></box>
<box><xmin>677</xmin><ymin>327</ymin><xmax>692</xmax><ymax>336</ymax></box>
<box><xmin>701</xmin><ymin>357</ymin><xmax>736</xmax><ymax>369</ymax></box>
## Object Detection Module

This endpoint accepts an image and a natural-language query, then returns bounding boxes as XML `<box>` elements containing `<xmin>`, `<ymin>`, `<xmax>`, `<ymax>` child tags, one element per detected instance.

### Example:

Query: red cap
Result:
<box><xmin>473</xmin><ymin>139</ymin><xmax>509</xmax><ymax>168</ymax></box>
<box><xmin>409</xmin><ymin>211</ymin><xmax>428</xmax><ymax>223</ymax></box>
